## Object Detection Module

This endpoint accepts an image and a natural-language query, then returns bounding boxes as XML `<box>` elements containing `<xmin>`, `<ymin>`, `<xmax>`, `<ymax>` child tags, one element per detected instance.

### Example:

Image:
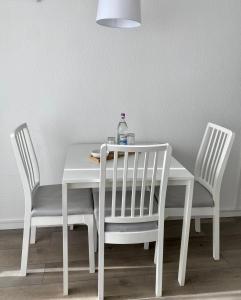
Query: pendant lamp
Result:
<box><xmin>96</xmin><ymin>0</ymin><xmax>141</xmax><ymax>28</ymax></box>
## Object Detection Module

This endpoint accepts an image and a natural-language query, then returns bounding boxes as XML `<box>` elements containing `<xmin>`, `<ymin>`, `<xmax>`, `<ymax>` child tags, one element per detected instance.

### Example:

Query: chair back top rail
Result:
<box><xmin>99</xmin><ymin>143</ymin><xmax>172</xmax><ymax>225</ymax></box>
<box><xmin>194</xmin><ymin>122</ymin><xmax>235</xmax><ymax>197</ymax></box>
<box><xmin>10</xmin><ymin>123</ymin><xmax>40</xmax><ymax>205</ymax></box>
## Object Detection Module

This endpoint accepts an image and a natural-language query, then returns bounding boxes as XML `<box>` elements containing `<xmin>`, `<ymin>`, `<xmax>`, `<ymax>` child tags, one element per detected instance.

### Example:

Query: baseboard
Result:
<box><xmin>0</xmin><ymin>219</ymin><xmax>23</xmax><ymax>230</ymax></box>
<box><xmin>221</xmin><ymin>210</ymin><xmax>241</xmax><ymax>217</ymax></box>
<box><xmin>0</xmin><ymin>210</ymin><xmax>241</xmax><ymax>230</ymax></box>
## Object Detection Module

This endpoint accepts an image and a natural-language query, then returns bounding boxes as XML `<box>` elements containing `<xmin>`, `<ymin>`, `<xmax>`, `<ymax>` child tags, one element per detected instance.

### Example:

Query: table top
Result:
<box><xmin>62</xmin><ymin>143</ymin><xmax>193</xmax><ymax>184</ymax></box>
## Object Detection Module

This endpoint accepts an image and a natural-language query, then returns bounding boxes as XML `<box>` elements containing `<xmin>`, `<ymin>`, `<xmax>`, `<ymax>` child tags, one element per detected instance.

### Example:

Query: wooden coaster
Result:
<box><xmin>89</xmin><ymin>152</ymin><xmax>133</xmax><ymax>164</ymax></box>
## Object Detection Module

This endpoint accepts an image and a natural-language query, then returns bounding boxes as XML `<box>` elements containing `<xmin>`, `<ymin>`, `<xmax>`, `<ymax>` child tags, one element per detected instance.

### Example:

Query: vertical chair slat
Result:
<box><xmin>121</xmin><ymin>152</ymin><xmax>129</xmax><ymax>217</ymax></box>
<box><xmin>131</xmin><ymin>152</ymin><xmax>139</xmax><ymax>217</ymax></box>
<box><xmin>158</xmin><ymin>148</ymin><xmax>172</xmax><ymax>212</ymax></box>
<box><xmin>20</xmin><ymin>130</ymin><xmax>34</xmax><ymax>189</ymax></box>
<box><xmin>149</xmin><ymin>152</ymin><xmax>158</xmax><ymax>215</ymax></box>
<box><xmin>111</xmin><ymin>151</ymin><xmax>118</xmax><ymax>217</ymax></box>
<box><xmin>25</xmin><ymin>126</ymin><xmax>40</xmax><ymax>185</ymax></box>
<box><xmin>18</xmin><ymin>131</ymin><xmax>33</xmax><ymax>189</ymax></box>
<box><xmin>208</xmin><ymin>131</ymin><xmax>222</xmax><ymax>184</ymax></box>
<box><xmin>200</xmin><ymin>127</ymin><xmax>214</xmax><ymax>179</ymax></box>
<box><xmin>16</xmin><ymin>133</ymin><xmax>29</xmax><ymax>185</ymax></box>
<box><xmin>194</xmin><ymin>124</ymin><xmax>210</xmax><ymax>178</ymax></box>
<box><xmin>22</xmin><ymin>129</ymin><xmax>36</xmax><ymax>187</ymax></box>
<box><xmin>204</xmin><ymin>129</ymin><xmax>218</xmax><ymax>181</ymax></box>
<box><xmin>140</xmin><ymin>152</ymin><xmax>149</xmax><ymax>216</ymax></box>
<box><xmin>211</xmin><ymin>133</ymin><xmax>227</xmax><ymax>186</ymax></box>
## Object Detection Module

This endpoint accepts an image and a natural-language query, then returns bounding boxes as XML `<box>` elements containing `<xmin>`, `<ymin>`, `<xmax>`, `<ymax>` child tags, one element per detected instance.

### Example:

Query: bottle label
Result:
<box><xmin>119</xmin><ymin>134</ymin><xmax>127</xmax><ymax>145</ymax></box>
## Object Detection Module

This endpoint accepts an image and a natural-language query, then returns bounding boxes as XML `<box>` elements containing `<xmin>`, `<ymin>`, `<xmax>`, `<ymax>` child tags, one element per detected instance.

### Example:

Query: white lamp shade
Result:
<box><xmin>96</xmin><ymin>0</ymin><xmax>141</xmax><ymax>28</ymax></box>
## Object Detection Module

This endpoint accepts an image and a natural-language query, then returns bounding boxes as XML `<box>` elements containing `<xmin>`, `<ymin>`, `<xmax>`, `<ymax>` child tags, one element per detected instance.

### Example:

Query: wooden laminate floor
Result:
<box><xmin>1</xmin><ymin>218</ymin><xmax>241</xmax><ymax>299</ymax></box>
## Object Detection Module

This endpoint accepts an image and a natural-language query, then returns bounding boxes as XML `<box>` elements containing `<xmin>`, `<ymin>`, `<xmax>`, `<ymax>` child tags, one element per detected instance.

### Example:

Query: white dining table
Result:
<box><xmin>62</xmin><ymin>143</ymin><xmax>194</xmax><ymax>295</ymax></box>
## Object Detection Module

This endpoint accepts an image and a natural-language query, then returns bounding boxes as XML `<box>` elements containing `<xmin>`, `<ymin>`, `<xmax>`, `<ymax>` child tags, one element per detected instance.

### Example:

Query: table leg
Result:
<box><xmin>62</xmin><ymin>183</ymin><xmax>68</xmax><ymax>295</ymax></box>
<box><xmin>178</xmin><ymin>178</ymin><xmax>194</xmax><ymax>286</ymax></box>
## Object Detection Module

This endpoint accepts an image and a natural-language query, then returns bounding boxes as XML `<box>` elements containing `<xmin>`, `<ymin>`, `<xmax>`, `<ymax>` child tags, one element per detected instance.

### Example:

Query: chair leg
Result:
<box><xmin>94</xmin><ymin>221</ymin><xmax>98</xmax><ymax>253</ymax></box>
<box><xmin>98</xmin><ymin>233</ymin><xmax>104</xmax><ymax>300</ymax></box>
<box><xmin>155</xmin><ymin>226</ymin><xmax>165</xmax><ymax>296</ymax></box>
<box><xmin>213</xmin><ymin>209</ymin><xmax>220</xmax><ymax>260</ymax></box>
<box><xmin>195</xmin><ymin>218</ymin><xmax>201</xmax><ymax>233</ymax></box>
<box><xmin>30</xmin><ymin>226</ymin><xmax>36</xmax><ymax>244</ymax></box>
<box><xmin>87</xmin><ymin>217</ymin><xmax>95</xmax><ymax>273</ymax></box>
<box><xmin>154</xmin><ymin>242</ymin><xmax>157</xmax><ymax>264</ymax></box>
<box><xmin>62</xmin><ymin>183</ymin><xmax>69</xmax><ymax>296</ymax></box>
<box><xmin>178</xmin><ymin>179</ymin><xmax>193</xmax><ymax>287</ymax></box>
<box><xmin>20</xmin><ymin>216</ymin><xmax>31</xmax><ymax>276</ymax></box>
<box><xmin>144</xmin><ymin>242</ymin><xmax>149</xmax><ymax>250</ymax></box>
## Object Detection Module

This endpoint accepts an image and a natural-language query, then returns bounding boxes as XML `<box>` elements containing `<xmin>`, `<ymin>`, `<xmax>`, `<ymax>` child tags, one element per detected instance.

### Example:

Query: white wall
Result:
<box><xmin>0</xmin><ymin>0</ymin><xmax>241</xmax><ymax>228</ymax></box>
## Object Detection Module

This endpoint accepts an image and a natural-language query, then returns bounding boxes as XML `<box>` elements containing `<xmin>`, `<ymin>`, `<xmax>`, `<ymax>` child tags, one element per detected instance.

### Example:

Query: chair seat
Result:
<box><xmin>32</xmin><ymin>185</ymin><xmax>93</xmax><ymax>217</ymax></box>
<box><xmin>92</xmin><ymin>189</ymin><xmax>158</xmax><ymax>232</ymax></box>
<box><xmin>155</xmin><ymin>181</ymin><xmax>214</xmax><ymax>208</ymax></box>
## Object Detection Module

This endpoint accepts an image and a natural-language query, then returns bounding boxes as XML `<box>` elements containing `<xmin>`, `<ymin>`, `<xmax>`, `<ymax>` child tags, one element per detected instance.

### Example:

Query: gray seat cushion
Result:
<box><xmin>155</xmin><ymin>181</ymin><xmax>214</xmax><ymax>208</ymax></box>
<box><xmin>32</xmin><ymin>185</ymin><xmax>93</xmax><ymax>217</ymax></box>
<box><xmin>92</xmin><ymin>189</ymin><xmax>158</xmax><ymax>232</ymax></box>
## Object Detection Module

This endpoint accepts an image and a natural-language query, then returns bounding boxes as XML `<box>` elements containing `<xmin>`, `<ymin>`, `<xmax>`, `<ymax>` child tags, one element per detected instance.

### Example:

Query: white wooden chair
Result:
<box><xmin>93</xmin><ymin>143</ymin><xmax>172</xmax><ymax>299</ymax></box>
<box><xmin>10</xmin><ymin>123</ymin><xmax>96</xmax><ymax>276</ymax></box>
<box><xmin>156</xmin><ymin>123</ymin><xmax>234</xmax><ymax>261</ymax></box>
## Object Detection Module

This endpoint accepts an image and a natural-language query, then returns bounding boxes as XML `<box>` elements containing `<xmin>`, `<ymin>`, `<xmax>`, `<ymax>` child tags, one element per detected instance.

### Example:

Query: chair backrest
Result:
<box><xmin>99</xmin><ymin>144</ymin><xmax>172</xmax><ymax>226</ymax></box>
<box><xmin>10</xmin><ymin>123</ymin><xmax>40</xmax><ymax>206</ymax></box>
<box><xmin>194</xmin><ymin>123</ymin><xmax>235</xmax><ymax>197</ymax></box>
